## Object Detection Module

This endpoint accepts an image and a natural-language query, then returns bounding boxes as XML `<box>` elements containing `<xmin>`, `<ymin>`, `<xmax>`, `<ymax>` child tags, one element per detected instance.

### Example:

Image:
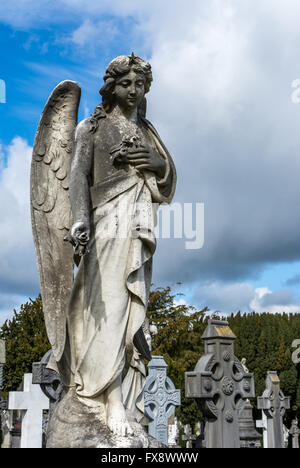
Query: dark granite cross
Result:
<box><xmin>185</xmin><ymin>319</ymin><xmax>255</xmax><ymax>448</ymax></box>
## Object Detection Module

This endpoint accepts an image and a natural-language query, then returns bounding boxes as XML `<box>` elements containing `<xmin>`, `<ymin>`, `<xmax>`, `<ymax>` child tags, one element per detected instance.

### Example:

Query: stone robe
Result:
<box><xmin>58</xmin><ymin>115</ymin><xmax>176</xmax><ymax>421</ymax></box>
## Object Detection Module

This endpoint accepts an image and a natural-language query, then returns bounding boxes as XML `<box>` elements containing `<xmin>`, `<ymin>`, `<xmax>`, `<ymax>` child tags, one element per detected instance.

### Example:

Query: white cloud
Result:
<box><xmin>0</xmin><ymin>137</ymin><xmax>38</xmax><ymax>299</ymax></box>
<box><xmin>2</xmin><ymin>1</ymin><xmax>300</xmax><ymax>314</ymax></box>
<box><xmin>192</xmin><ymin>281</ymin><xmax>300</xmax><ymax>315</ymax></box>
<box><xmin>79</xmin><ymin>19</ymin><xmax>116</xmax><ymax>45</ymax></box>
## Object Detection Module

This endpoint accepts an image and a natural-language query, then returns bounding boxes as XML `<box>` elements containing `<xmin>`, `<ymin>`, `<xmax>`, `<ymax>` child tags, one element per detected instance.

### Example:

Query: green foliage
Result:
<box><xmin>147</xmin><ymin>285</ymin><xmax>208</xmax><ymax>425</ymax></box>
<box><xmin>148</xmin><ymin>287</ymin><xmax>300</xmax><ymax>426</ymax></box>
<box><xmin>1</xmin><ymin>286</ymin><xmax>300</xmax><ymax>428</ymax></box>
<box><xmin>0</xmin><ymin>295</ymin><xmax>50</xmax><ymax>392</ymax></box>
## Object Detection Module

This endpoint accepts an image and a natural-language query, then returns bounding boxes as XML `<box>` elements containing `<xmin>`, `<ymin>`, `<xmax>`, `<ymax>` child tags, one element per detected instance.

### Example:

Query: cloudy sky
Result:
<box><xmin>1</xmin><ymin>0</ymin><xmax>300</xmax><ymax>323</ymax></box>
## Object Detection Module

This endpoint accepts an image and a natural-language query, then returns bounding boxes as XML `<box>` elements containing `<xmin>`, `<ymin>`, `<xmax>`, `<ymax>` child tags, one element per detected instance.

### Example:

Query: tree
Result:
<box><xmin>147</xmin><ymin>285</ymin><xmax>208</xmax><ymax>426</ymax></box>
<box><xmin>0</xmin><ymin>295</ymin><xmax>50</xmax><ymax>392</ymax></box>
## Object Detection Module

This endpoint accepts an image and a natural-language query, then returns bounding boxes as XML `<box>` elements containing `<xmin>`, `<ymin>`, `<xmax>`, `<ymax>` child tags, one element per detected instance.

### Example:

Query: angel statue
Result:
<box><xmin>30</xmin><ymin>54</ymin><xmax>176</xmax><ymax>448</ymax></box>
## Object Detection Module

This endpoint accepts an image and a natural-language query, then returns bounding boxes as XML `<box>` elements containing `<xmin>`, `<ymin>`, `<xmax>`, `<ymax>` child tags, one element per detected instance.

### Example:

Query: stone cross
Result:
<box><xmin>182</xmin><ymin>423</ymin><xmax>196</xmax><ymax>448</ymax></box>
<box><xmin>185</xmin><ymin>319</ymin><xmax>255</xmax><ymax>448</ymax></box>
<box><xmin>144</xmin><ymin>356</ymin><xmax>181</xmax><ymax>446</ymax></box>
<box><xmin>289</xmin><ymin>418</ymin><xmax>300</xmax><ymax>449</ymax></box>
<box><xmin>32</xmin><ymin>350</ymin><xmax>63</xmax><ymax>419</ymax></box>
<box><xmin>8</xmin><ymin>373</ymin><xmax>49</xmax><ymax>448</ymax></box>
<box><xmin>257</xmin><ymin>371</ymin><xmax>290</xmax><ymax>449</ymax></box>
<box><xmin>0</xmin><ymin>339</ymin><xmax>6</xmax><ymax>390</ymax></box>
<box><xmin>256</xmin><ymin>410</ymin><xmax>268</xmax><ymax>448</ymax></box>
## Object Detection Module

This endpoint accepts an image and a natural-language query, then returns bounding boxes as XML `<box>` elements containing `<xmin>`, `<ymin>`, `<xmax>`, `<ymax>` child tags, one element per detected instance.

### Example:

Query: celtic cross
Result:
<box><xmin>144</xmin><ymin>356</ymin><xmax>181</xmax><ymax>446</ymax></box>
<box><xmin>185</xmin><ymin>319</ymin><xmax>255</xmax><ymax>448</ymax></box>
<box><xmin>257</xmin><ymin>371</ymin><xmax>290</xmax><ymax>448</ymax></box>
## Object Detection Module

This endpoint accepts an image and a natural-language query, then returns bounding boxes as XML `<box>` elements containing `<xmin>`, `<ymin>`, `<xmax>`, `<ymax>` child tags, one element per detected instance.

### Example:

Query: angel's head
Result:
<box><xmin>99</xmin><ymin>53</ymin><xmax>153</xmax><ymax>114</ymax></box>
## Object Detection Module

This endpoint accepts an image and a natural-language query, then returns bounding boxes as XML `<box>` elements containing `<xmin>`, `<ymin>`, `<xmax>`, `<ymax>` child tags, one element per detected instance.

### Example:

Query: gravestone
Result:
<box><xmin>32</xmin><ymin>350</ymin><xmax>63</xmax><ymax>419</ymax></box>
<box><xmin>256</xmin><ymin>410</ymin><xmax>268</xmax><ymax>448</ymax></box>
<box><xmin>182</xmin><ymin>424</ymin><xmax>196</xmax><ymax>448</ymax></box>
<box><xmin>239</xmin><ymin>400</ymin><xmax>262</xmax><ymax>448</ymax></box>
<box><xmin>8</xmin><ymin>373</ymin><xmax>49</xmax><ymax>448</ymax></box>
<box><xmin>0</xmin><ymin>398</ymin><xmax>12</xmax><ymax>449</ymax></box>
<box><xmin>144</xmin><ymin>356</ymin><xmax>181</xmax><ymax>446</ymax></box>
<box><xmin>185</xmin><ymin>319</ymin><xmax>255</xmax><ymax>448</ymax></box>
<box><xmin>168</xmin><ymin>417</ymin><xmax>179</xmax><ymax>447</ymax></box>
<box><xmin>257</xmin><ymin>371</ymin><xmax>290</xmax><ymax>449</ymax></box>
<box><xmin>289</xmin><ymin>418</ymin><xmax>300</xmax><ymax>449</ymax></box>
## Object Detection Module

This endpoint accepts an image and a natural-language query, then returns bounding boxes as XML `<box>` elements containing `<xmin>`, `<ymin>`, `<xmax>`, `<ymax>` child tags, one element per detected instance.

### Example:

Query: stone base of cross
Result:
<box><xmin>8</xmin><ymin>373</ymin><xmax>49</xmax><ymax>448</ymax></box>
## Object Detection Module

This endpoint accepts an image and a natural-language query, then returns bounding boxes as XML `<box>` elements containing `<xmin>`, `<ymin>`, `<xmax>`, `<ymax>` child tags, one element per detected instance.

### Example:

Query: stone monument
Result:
<box><xmin>290</xmin><ymin>417</ymin><xmax>300</xmax><ymax>449</ymax></box>
<box><xmin>182</xmin><ymin>424</ymin><xmax>196</xmax><ymax>448</ymax></box>
<box><xmin>144</xmin><ymin>356</ymin><xmax>180</xmax><ymax>446</ymax></box>
<box><xmin>30</xmin><ymin>53</ymin><xmax>176</xmax><ymax>448</ymax></box>
<box><xmin>32</xmin><ymin>350</ymin><xmax>63</xmax><ymax>419</ymax></box>
<box><xmin>257</xmin><ymin>371</ymin><xmax>290</xmax><ymax>449</ymax></box>
<box><xmin>256</xmin><ymin>410</ymin><xmax>268</xmax><ymax>448</ymax></box>
<box><xmin>238</xmin><ymin>400</ymin><xmax>262</xmax><ymax>448</ymax></box>
<box><xmin>185</xmin><ymin>319</ymin><xmax>255</xmax><ymax>448</ymax></box>
<box><xmin>8</xmin><ymin>373</ymin><xmax>49</xmax><ymax>448</ymax></box>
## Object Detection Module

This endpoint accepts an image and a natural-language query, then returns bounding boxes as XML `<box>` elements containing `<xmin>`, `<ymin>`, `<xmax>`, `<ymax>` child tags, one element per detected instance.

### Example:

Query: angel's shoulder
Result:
<box><xmin>74</xmin><ymin>118</ymin><xmax>93</xmax><ymax>142</ymax></box>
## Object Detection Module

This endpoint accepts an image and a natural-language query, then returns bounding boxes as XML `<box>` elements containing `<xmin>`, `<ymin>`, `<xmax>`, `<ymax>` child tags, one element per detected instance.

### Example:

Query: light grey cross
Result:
<box><xmin>257</xmin><ymin>371</ymin><xmax>290</xmax><ymax>449</ymax></box>
<box><xmin>8</xmin><ymin>373</ymin><xmax>49</xmax><ymax>448</ymax></box>
<box><xmin>256</xmin><ymin>410</ymin><xmax>268</xmax><ymax>448</ymax></box>
<box><xmin>144</xmin><ymin>356</ymin><xmax>181</xmax><ymax>446</ymax></box>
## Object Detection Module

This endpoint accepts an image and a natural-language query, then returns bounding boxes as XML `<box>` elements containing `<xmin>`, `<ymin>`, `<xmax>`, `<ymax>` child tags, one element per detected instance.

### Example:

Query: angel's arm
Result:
<box><xmin>69</xmin><ymin>119</ymin><xmax>93</xmax><ymax>243</ymax></box>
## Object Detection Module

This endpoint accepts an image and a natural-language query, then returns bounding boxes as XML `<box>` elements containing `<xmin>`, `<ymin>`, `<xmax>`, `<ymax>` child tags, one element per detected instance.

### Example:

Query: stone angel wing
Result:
<box><xmin>31</xmin><ymin>81</ymin><xmax>81</xmax><ymax>362</ymax></box>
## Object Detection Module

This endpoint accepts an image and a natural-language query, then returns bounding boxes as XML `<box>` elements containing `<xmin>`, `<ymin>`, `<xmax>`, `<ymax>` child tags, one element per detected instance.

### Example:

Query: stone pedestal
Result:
<box><xmin>46</xmin><ymin>388</ymin><xmax>164</xmax><ymax>448</ymax></box>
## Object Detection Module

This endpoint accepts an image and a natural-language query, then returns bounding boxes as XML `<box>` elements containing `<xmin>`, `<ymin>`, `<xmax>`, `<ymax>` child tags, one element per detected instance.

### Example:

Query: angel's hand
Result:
<box><xmin>67</xmin><ymin>220</ymin><xmax>90</xmax><ymax>256</ymax></box>
<box><xmin>125</xmin><ymin>149</ymin><xmax>166</xmax><ymax>178</ymax></box>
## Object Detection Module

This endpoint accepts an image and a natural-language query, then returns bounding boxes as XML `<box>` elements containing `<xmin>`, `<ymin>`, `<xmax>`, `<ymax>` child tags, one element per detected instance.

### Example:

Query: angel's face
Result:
<box><xmin>114</xmin><ymin>69</ymin><xmax>145</xmax><ymax>112</ymax></box>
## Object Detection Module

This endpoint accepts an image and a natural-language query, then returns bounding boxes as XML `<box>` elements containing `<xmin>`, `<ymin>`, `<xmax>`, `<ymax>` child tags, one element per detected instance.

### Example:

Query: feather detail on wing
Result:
<box><xmin>31</xmin><ymin>81</ymin><xmax>81</xmax><ymax>361</ymax></box>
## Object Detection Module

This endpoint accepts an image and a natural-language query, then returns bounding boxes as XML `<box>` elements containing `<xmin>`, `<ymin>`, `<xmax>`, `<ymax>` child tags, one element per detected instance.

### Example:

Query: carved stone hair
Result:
<box><xmin>89</xmin><ymin>54</ymin><xmax>153</xmax><ymax>133</ymax></box>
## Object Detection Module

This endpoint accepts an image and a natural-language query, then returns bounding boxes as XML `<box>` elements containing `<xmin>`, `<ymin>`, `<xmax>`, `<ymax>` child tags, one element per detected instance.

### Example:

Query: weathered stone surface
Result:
<box><xmin>257</xmin><ymin>371</ymin><xmax>290</xmax><ymax>449</ymax></box>
<box><xmin>144</xmin><ymin>356</ymin><xmax>180</xmax><ymax>446</ymax></box>
<box><xmin>46</xmin><ymin>388</ymin><xmax>164</xmax><ymax>448</ymax></box>
<box><xmin>8</xmin><ymin>373</ymin><xmax>49</xmax><ymax>448</ymax></box>
<box><xmin>31</xmin><ymin>54</ymin><xmax>177</xmax><ymax>444</ymax></box>
<box><xmin>185</xmin><ymin>319</ymin><xmax>255</xmax><ymax>448</ymax></box>
<box><xmin>239</xmin><ymin>400</ymin><xmax>262</xmax><ymax>448</ymax></box>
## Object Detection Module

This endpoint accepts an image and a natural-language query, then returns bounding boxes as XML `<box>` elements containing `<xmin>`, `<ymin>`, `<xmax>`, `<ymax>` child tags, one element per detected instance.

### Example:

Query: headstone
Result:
<box><xmin>257</xmin><ymin>371</ymin><xmax>290</xmax><ymax>449</ymax></box>
<box><xmin>8</xmin><ymin>373</ymin><xmax>49</xmax><ymax>448</ymax></box>
<box><xmin>32</xmin><ymin>350</ymin><xmax>63</xmax><ymax>419</ymax></box>
<box><xmin>0</xmin><ymin>398</ymin><xmax>12</xmax><ymax>449</ymax></box>
<box><xmin>289</xmin><ymin>418</ymin><xmax>300</xmax><ymax>449</ymax></box>
<box><xmin>185</xmin><ymin>319</ymin><xmax>255</xmax><ymax>448</ymax></box>
<box><xmin>283</xmin><ymin>423</ymin><xmax>289</xmax><ymax>448</ymax></box>
<box><xmin>168</xmin><ymin>417</ymin><xmax>179</xmax><ymax>447</ymax></box>
<box><xmin>182</xmin><ymin>424</ymin><xmax>196</xmax><ymax>448</ymax></box>
<box><xmin>144</xmin><ymin>356</ymin><xmax>181</xmax><ymax>446</ymax></box>
<box><xmin>256</xmin><ymin>410</ymin><xmax>268</xmax><ymax>448</ymax></box>
<box><xmin>239</xmin><ymin>400</ymin><xmax>262</xmax><ymax>448</ymax></box>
